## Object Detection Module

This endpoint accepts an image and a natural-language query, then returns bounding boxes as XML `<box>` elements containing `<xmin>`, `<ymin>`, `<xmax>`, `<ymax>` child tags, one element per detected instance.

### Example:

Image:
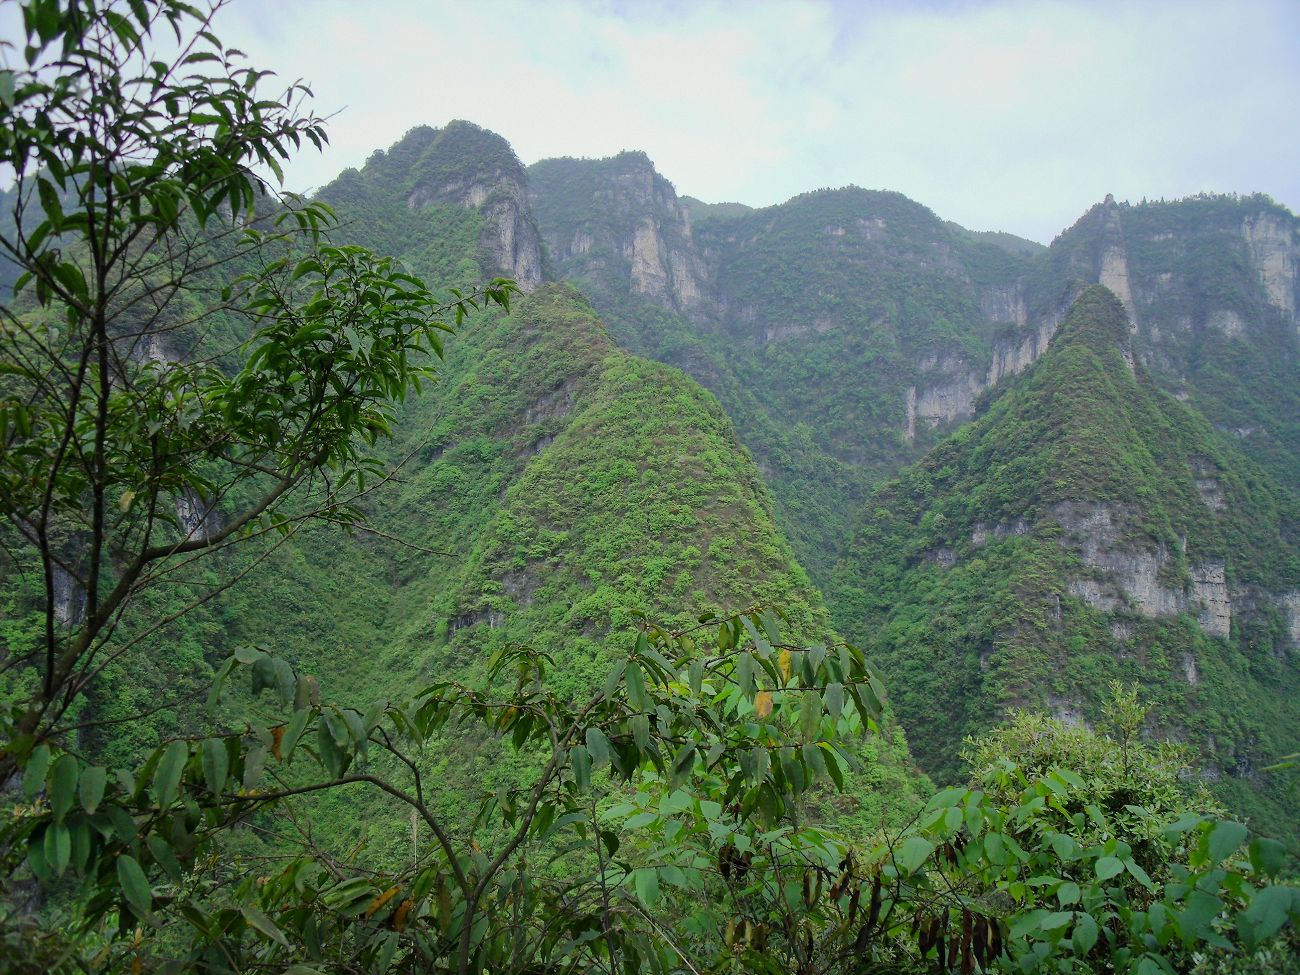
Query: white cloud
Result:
<box><xmin>25</xmin><ymin>0</ymin><xmax>1296</xmax><ymax>243</ymax></box>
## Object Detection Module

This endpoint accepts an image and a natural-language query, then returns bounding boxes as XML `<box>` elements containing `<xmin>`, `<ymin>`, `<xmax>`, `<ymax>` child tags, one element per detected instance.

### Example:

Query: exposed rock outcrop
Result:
<box><xmin>1051</xmin><ymin>502</ymin><xmax>1233</xmax><ymax>636</ymax></box>
<box><xmin>176</xmin><ymin>488</ymin><xmax>220</xmax><ymax>542</ymax></box>
<box><xmin>1191</xmin><ymin>561</ymin><xmax>1232</xmax><ymax>638</ymax></box>
<box><xmin>52</xmin><ymin>563</ymin><xmax>86</xmax><ymax>627</ymax></box>
<box><xmin>981</xmin><ymin>281</ymin><xmax>1029</xmax><ymax>326</ymax></box>
<box><xmin>1095</xmin><ymin>195</ymin><xmax>1138</xmax><ymax>326</ymax></box>
<box><xmin>1280</xmin><ymin>592</ymin><xmax>1300</xmax><ymax>647</ymax></box>
<box><xmin>400</xmin><ymin>122</ymin><xmax>543</xmax><ymax>290</ymax></box>
<box><xmin>915</xmin><ymin>372</ymin><xmax>983</xmax><ymax>427</ymax></box>
<box><xmin>528</xmin><ymin>151</ymin><xmax>710</xmax><ymax>315</ymax></box>
<box><xmin>1190</xmin><ymin>457</ymin><xmax>1228</xmax><ymax>512</ymax></box>
<box><xmin>1241</xmin><ymin>211</ymin><xmax>1297</xmax><ymax>322</ymax></box>
<box><xmin>986</xmin><ymin>318</ymin><xmax>1056</xmax><ymax>386</ymax></box>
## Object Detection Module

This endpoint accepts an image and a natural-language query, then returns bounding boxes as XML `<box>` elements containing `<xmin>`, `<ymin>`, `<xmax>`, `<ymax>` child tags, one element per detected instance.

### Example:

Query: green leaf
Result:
<box><xmin>630</xmin><ymin>713</ymin><xmax>650</xmax><ymax>752</ymax></box>
<box><xmin>1072</xmin><ymin>912</ymin><xmax>1098</xmax><ymax>954</ymax></box>
<box><xmin>153</xmin><ymin>740</ymin><xmax>187</xmax><ymax>808</ymax></box>
<box><xmin>242</xmin><ymin>906</ymin><xmax>291</xmax><ymax>948</ymax></box>
<box><xmin>79</xmin><ymin>765</ymin><xmax>107</xmax><ymax>814</ymax></box>
<box><xmin>1039</xmin><ymin>911</ymin><xmax>1074</xmax><ymax>931</ymax></box>
<box><xmin>44</xmin><ymin>822</ymin><xmax>70</xmax><ymax>876</ymax></box>
<box><xmin>117</xmin><ymin>854</ymin><xmax>152</xmax><ymax>916</ymax></box>
<box><xmin>1050</xmin><ymin>832</ymin><xmax>1079</xmax><ymax>861</ymax></box>
<box><xmin>570</xmin><ymin>745</ymin><xmax>591</xmax><ymax>791</ymax></box>
<box><xmin>820</xmin><ymin>743</ymin><xmax>846</xmax><ymax>790</ymax></box>
<box><xmin>625</xmin><ymin>662</ymin><xmax>647</xmax><ymax>711</ymax></box>
<box><xmin>23</xmin><ymin>744</ymin><xmax>50</xmax><ymax>799</ymax></box>
<box><xmin>1057</xmin><ymin>881</ymin><xmax>1081</xmax><ymax>906</ymax></box>
<box><xmin>736</xmin><ymin>651</ymin><xmax>755</xmax><ymax>697</ymax></box>
<box><xmin>283</xmin><ymin>708</ymin><xmax>311</xmax><ymax>762</ymax></box>
<box><xmin>798</xmin><ymin>690</ymin><xmax>821</xmax><ymax>740</ymax></box>
<box><xmin>233</xmin><ymin>646</ymin><xmax>263</xmax><ymax>665</ymax></box>
<box><xmin>823</xmin><ymin>681</ymin><xmax>844</xmax><ymax>719</ymax></box>
<box><xmin>633</xmin><ymin>868</ymin><xmax>660</xmax><ymax>908</ymax></box>
<box><xmin>1240</xmin><ymin>886</ymin><xmax>1296</xmax><ymax>948</ymax></box>
<box><xmin>47</xmin><ymin>754</ymin><xmax>78</xmax><ymax>819</ymax></box>
<box><xmin>984</xmin><ymin>832</ymin><xmax>1007</xmax><ymax>865</ymax></box>
<box><xmin>147</xmin><ymin>835</ymin><xmax>183</xmax><ymax>885</ymax></box>
<box><xmin>1124</xmin><ymin>857</ymin><xmax>1154</xmax><ymax>890</ymax></box>
<box><xmin>1095</xmin><ymin>856</ymin><xmax>1123</xmax><ymax>881</ymax></box>
<box><xmin>688</xmin><ymin>659</ymin><xmax>704</xmax><ymax>696</ymax></box>
<box><xmin>1206</xmin><ymin>820</ymin><xmax>1247</xmax><ymax>865</ymax></box>
<box><xmin>602</xmin><ymin>658</ymin><xmax>626</xmax><ymax>699</ymax></box>
<box><xmin>585</xmin><ymin>727</ymin><xmax>611</xmax><ymax>767</ymax></box>
<box><xmin>1248</xmin><ymin>837</ymin><xmax>1286</xmax><ymax>879</ymax></box>
<box><xmin>894</xmin><ymin>836</ymin><xmax>933</xmax><ymax>875</ymax></box>
<box><xmin>1178</xmin><ymin>890</ymin><xmax>1223</xmax><ymax>943</ymax></box>
<box><xmin>202</xmin><ymin>738</ymin><xmax>229</xmax><ymax>795</ymax></box>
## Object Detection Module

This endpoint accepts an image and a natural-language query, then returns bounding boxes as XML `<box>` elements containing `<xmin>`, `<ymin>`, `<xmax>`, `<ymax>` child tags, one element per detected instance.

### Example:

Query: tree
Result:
<box><xmin>0</xmin><ymin>0</ymin><xmax>515</xmax><ymax>784</ymax></box>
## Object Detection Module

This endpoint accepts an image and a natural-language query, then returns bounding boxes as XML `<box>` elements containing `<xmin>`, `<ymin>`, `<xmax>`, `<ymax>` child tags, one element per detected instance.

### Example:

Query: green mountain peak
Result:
<box><xmin>1048</xmin><ymin>284</ymin><xmax>1133</xmax><ymax>359</ymax></box>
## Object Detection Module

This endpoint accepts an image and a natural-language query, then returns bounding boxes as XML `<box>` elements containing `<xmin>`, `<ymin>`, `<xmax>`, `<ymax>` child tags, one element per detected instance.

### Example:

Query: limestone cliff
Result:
<box><xmin>320</xmin><ymin>122</ymin><xmax>544</xmax><ymax>290</ymax></box>
<box><xmin>527</xmin><ymin>151</ymin><xmax>711</xmax><ymax>315</ymax></box>
<box><xmin>1034</xmin><ymin>194</ymin><xmax>1300</xmax><ymax>490</ymax></box>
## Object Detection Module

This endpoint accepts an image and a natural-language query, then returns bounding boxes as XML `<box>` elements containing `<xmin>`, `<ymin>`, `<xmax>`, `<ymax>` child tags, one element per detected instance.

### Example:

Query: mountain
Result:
<box><xmin>54</xmin><ymin>125</ymin><xmax>927</xmax><ymax>857</ymax></box>
<box><xmin>319</xmin><ymin>120</ymin><xmax>544</xmax><ymax>290</ymax></box>
<box><xmin>1036</xmin><ymin>194</ymin><xmax>1300</xmax><ymax>487</ymax></box>
<box><xmin>829</xmin><ymin>286</ymin><xmax>1300</xmax><ymax>838</ymax></box>
<box><xmin>527</xmin><ymin>152</ymin><xmax>1049</xmax><ymax>575</ymax></box>
<box><xmin>525</xmin><ymin>154</ymin><xmax>1300</xmax><ymax>594</ymax></box>
<box><xmin>25</xmin><ymin>120</ymin><xmax>1297</xmax><ymax>843</ymax></box>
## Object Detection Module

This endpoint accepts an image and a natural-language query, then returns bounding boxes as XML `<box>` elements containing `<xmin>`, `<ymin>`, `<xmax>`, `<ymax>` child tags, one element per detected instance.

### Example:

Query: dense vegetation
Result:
<box><xmin>2</xmin><ymin>2</ymin><xmax>1298</xmax><ymax>971</ymax></box>
<box><xmin>523</xmin><ymin>148</ymin><xmax>1300</xmax><ymax>849</ymax></box>
<box><xmin>830</xmin><ymin>287</ymin><xmax>1300</xmax><ymax>839</ymax></box>
<box><xmin>1034</xmin><ymin>194</ymin><xmax>1300</xmax><ymax>489</ymax></box>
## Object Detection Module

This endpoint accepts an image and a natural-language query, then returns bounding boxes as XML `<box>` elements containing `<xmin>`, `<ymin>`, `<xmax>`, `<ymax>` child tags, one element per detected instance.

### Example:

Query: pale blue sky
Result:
<box><xmin>13</xmin><ymin>1</ymin><xmax>1300</xmax><ymax>242</ymax></box>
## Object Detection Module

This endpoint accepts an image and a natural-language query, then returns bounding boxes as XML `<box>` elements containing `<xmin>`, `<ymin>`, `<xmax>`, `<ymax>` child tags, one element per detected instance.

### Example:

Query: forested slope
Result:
<box><xmin>829</xmin><ymin>287</ymin><xmax>1300</xmax><ymax>839</ymax></box>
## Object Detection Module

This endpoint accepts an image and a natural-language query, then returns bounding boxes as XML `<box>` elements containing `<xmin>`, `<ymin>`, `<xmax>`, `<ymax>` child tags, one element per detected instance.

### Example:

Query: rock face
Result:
<box><xmin>914</xmin><ymin>373</ymin><xmax>983</xmax><ymax>428</ymax></box>
<box><xmin>402</xmin><ymin>122</ymin><xmax>543</xmax><ymax>290</ymax></box>
<box><xmin>1241</xmin><ymin>211</ymin><xmax>1298</xmax><ymax>322</ymax></box>
<box><xmin>1053</xmin><ymin>502</ymin><xmax>1185</xmax><ymax>619</ymax></box>
<box><xmin>324</xmin><ymin>122</ymin><xmax>544</xmax><ymax>291</ymax></box>
<box><xmin>1191</xmin><ymin>561</ymin><xmax>1232</xmax><ymax>638</ymax></box>
<box><xmin>1042</xmin><ymin>194</ymin><xmax>1300</xmax><ymax>491</ymax></box>
<box><xmin>981</xmin><ymin>282</ymin><xmax>1029</xmax><ymax>327</ymax></box>
<box><xmin>986</xmin><ymin>317</ymin><xmax>1056</xmax><ymax>385</ymax></box>
<box><xmin>1051</xmin><ymin>504</ymin><xmax>1234</xmax><ymax>638</ymax></box>
<box><xmin>528</xmin><ymin>151</ymin><xmax>710</xmax><ymax>315</ymax></box>
<box><xmin>52</xmin><ymin>563</ymin><xmax>85</xmax><ymax>626</ymax></box>
<box><xmin>1281</xmin><ymin>592</ymin><xmax>1300</xmax><ymax>647</ymax></box>
<box><xmin>176</xmin><ymin>488</ymin><xmax>220</xmax><ymax>542</ymax></box>
<box><xmin>1095</xmin><ymin>196</ymin><xmax>1138</xmax><ymax>324</ymax></box>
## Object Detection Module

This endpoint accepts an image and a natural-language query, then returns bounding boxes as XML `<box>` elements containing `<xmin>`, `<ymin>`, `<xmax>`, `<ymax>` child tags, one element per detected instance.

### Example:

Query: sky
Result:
<box><xmin>15</xmin><ymin>0</ymin><xmax>1300</xmax><ymax>243</ymax></box>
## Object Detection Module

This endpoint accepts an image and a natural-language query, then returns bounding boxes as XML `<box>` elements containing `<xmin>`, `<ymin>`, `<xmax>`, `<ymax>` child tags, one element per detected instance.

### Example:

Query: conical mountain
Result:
<box><xmin>831</xmin><ymin>286</ymin><xmax>1300</xmax><ymax>839</ymax></box>
<box><xmin>1031</xmin><ymin>194</ymin><xmax>1300</xmax><ymax>488</ymax></box>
